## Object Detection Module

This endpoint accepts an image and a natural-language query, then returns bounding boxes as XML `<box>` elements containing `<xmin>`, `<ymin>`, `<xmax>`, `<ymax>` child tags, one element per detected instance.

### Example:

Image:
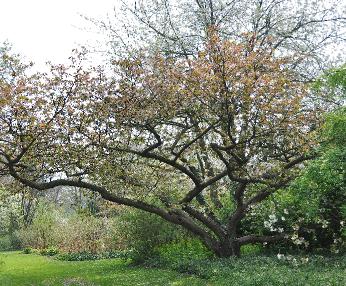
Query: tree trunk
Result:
<box><xmin>213</xmin><ymin>239</ymin><xmax>241</xmax><ymax>258</ymax></box>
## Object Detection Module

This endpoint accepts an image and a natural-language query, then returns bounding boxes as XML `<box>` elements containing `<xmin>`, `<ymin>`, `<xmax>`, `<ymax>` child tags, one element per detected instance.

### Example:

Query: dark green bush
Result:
<box><xmin>22</xmin><ymin>247</ymin><xmax>33</xmax><ymax>254</ymax></box>
<box><xmin>56</xmin><ymin>250</ymin><xmax>125</xmax><ymax>261</ymax></box>
<box><xmin>0</xmin><ymin>235</ymin><xmax>12</xmax><ymax>251</ymax></box>
<box><xmin>57</xmin><ymin>251</ymin><xmax>99</xmax><ymax>261</ymax></box>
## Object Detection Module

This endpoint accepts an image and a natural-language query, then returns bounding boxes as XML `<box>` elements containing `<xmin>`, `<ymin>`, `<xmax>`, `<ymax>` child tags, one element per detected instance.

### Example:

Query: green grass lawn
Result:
<box><xmin>0</xmin><ymin>252</ymin><xmax>204</xmax><ymax>286</ymax></box>
<box><xmin>0</xmin><ymin>251</ymin><xmax>345</xmax><ymax>286</ymax></box>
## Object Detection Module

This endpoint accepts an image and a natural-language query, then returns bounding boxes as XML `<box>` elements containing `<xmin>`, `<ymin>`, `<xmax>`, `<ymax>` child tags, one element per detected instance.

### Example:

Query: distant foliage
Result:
<box><xmin>17</xmin><ymin>201</ymin><xmax>120</xmax><ymax>254</ymax></box>
<box><xmin>290</xmin><ymin>108</ymin><xmax>346</xmax><ymax>252</ymax></box>
<box><xmin>16</xmin><ymin>202</ymin><xmax>60</xmax><ymax>249</ymax></box>
<box><xmin>0</xmin><ymin>190</ymin><xmax>23</xmax><ymax>251</ymax></box>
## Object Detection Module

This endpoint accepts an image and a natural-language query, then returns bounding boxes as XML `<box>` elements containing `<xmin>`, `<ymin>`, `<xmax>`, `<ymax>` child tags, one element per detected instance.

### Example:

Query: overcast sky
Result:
<box><xmin>0</xmin><ymin>0</ymin><xmax>117</xmax><ymax>67</ymax></box>
<box><xmin>1</xmin><ymin>1</ymin><xmax>345</xmax><ymax>69</ymax></box>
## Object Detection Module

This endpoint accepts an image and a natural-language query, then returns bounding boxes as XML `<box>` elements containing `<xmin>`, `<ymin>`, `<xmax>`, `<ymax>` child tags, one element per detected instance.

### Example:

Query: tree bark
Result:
<box><xmin>213</xmin><ymin>239</ymin><xmax>241</xmax><ymax>258</ymax></box>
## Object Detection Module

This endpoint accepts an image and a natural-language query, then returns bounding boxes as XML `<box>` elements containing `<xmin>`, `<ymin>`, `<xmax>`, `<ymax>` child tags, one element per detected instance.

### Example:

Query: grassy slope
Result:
<box><xmin>0</xmin><ymin>251</ymin><xmax>345</xmax><ymax>286</ymax></box>
<box><xmin>0</xmin><ymin>252</ymin><xmax>204</xmax><ymax>286</ymax></box>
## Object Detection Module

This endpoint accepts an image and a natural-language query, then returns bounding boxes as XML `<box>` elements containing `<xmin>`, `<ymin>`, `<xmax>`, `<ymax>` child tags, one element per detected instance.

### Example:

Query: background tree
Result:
<box><xmin>288</xmin><ymin>67</ymin><xmax>345</xmax><ymax>252</ymax></box>
<box><xmin>95</xmin><ymin>0</ymin><xmax>345</xmax><ymax>80</ymax></box>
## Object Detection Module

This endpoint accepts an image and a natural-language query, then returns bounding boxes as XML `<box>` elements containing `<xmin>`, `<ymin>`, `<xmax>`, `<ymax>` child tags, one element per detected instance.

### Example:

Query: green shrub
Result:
<box><xmin>115</xmin><ymin>208</ymin><xmax>184</xmax><ymax>263</ymax></box>
<box><xmin>0</xmin><ymin>233</ymin><xmax>21</xmax><ymax>251</ymax></box>
<box><xmin>56</xmin><ymin>250</ymin><xmax>125</xmax><ymax>261</ymax></box>
<box><xmin>40</xmin><ymin>246</ymin><xmax>59</xmax><ymax>256</ymax></box>
<box><xmin>286</xmin><ymin>109</ymin><xmax>346</xmax><ymax>253</ymax></box>
<box><xmin>0</xmin><ymin>235</ymin><xmax>12</xmax><ymax>251</ymax></box>
<box><xmin>56</xmin><ymin>251</ymin><xmax>99</xmax><ymax>261</ymax></box>
<box><xmin>22</xmin><ymin>247</ymin><xmax>33</xmax><ymax>254</ymax></box>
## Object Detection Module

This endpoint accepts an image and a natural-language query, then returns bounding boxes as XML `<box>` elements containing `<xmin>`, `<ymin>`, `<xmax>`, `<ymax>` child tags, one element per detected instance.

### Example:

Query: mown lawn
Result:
<box><xmin>0</xmin><ymin>251</ymin><xmax>345</xmax><ymax>286</ymax></box>
<box><xmin>0</xmin><ymin>252</ymin><xmax>204</xmax><ymax>286</ymax></box>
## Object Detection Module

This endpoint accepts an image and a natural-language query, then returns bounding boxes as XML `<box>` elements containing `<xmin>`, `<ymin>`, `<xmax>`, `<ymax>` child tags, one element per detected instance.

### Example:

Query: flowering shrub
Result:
<box><xmin>17</xmin><ymin>202</ymin><xmax>121</xmax><ymax>254</ymax></box>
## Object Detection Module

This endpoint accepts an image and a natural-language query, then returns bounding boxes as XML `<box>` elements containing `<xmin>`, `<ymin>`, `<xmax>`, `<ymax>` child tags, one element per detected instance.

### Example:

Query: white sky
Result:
<box><xmin>0</xmin><ymin>0</ymin><xmax>344</xmax><ymax>70</ymax></box>
<box><xmin>0</xmin><ymin>0</ymin><xmax>118</xmax><ymax>67</ymax></box>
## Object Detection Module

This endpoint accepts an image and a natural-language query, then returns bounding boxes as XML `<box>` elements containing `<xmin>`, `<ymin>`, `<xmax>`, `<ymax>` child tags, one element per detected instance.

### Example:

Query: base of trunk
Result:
<box><xmin>214</xmin><ymin>240</ymin><xmax>240</xmax><ymax>258</ymax></box>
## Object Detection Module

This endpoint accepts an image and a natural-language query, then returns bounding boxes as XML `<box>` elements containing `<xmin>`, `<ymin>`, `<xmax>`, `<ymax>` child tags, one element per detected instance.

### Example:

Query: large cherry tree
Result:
<box><xmin>1</xmin><ymin>34</ymin><xmax>322</xmax><ymax>257</ymax></box>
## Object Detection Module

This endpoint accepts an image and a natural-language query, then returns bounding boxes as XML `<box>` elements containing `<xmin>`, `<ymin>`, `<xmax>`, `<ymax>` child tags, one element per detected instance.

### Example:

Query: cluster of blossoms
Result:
<box><xmin>290</xmin><ymin>233</ymin><xmax>309</xmax><ymax>247</ymax></box>
<box><xmin>290</xmin><ymin>221</ymin><xmax>310</xmax><ymax>247</ymax></box>
<box><xmin>316</xmin><ymin>218</ymin><xmax>329</xmax><ymax>229</ymax></box>
<box><xmin>330</xmin><ymin>237</ymin><xmax>344</xmax><ymax>254</ymax></box>
<box><xmin>276</xmin><ymin>254</ymin><xmax>309</xmax><ymax>265</ymax></box>
<box><xmin>263</xmin><ymin>214</ymin><xmax>284</xmax><ymax>233</ymax></box>
<box><xmin>263</xmin><ymin>211</ymin><xmax>314</xmax><ymax>248</ymax></box>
